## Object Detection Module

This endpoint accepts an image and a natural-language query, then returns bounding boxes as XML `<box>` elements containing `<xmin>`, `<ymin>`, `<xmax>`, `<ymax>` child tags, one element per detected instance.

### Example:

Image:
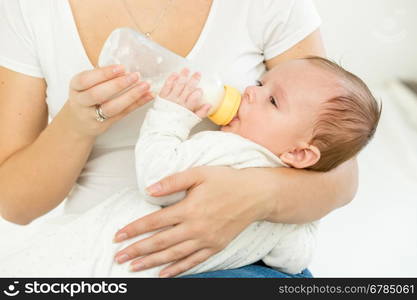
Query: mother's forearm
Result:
<box><xmin>262</xmin><ymin>158</ymin><xmax>358</xmax><ymax>224</ymax></box>
<box><xmin>0</xmin><ymin>106</ymin><xmax>95</xmax><ymax>225</ymax></box>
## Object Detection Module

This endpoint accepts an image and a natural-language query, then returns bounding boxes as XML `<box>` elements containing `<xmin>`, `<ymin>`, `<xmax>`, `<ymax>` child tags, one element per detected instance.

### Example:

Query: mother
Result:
<box><xmin>0</xmin><ymin>0</ymin><xmax>357</xmax><ymax>277</ymax></box>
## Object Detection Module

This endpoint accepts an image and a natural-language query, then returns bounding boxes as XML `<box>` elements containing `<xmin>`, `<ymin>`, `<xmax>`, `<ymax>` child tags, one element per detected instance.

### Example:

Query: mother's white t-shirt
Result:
<box><xmin>0</xmin><ymin>0</ymin><xmax>320</xmax><ymax>215</ymax></box>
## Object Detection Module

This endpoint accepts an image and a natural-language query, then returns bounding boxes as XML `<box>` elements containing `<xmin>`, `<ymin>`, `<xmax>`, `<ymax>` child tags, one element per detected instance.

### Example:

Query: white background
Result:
<box><xmin>310</xmin><ymin>0</ymin><xmax>417</xmax><ymax>277</ymax></box>
<box><xmin>315</xmin><ymin>0</ymin><xmax>417</xmax><ymax>86</ymax></box>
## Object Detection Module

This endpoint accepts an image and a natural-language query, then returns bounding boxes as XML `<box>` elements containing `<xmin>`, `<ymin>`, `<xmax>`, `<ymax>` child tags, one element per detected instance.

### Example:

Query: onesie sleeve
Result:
<box><xmin>249</xmin><ymin>0</ymin><xmax>322</xmax><ymax>61</ymax></box>
<box><xmin>135</xmin><ymin>97</ymin><xmax>204</xmax><ymax>206</ymax></box>
<box><xmin>0</xmin><ymin>0</ymin><xmax>44</xmax><ymax>77</ymax></box>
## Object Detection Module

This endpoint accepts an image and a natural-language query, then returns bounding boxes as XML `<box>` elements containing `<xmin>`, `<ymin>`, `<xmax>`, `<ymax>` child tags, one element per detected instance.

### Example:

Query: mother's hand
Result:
<box><xmin>113</xmin><ymin>166</ymin><xmax>274</xmax><ymax>278</ymax></box>
<box><xmin>63</xmin><ymin>64</ymin><xmax>153</xmax><ymax>138</ymax></box>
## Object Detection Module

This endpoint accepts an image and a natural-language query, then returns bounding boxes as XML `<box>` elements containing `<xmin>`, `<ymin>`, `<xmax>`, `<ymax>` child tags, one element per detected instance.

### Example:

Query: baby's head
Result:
<box><xmin>221</xmin><ymin>57</ymin><xmax>382</xmax><ymax>172</ymax></box>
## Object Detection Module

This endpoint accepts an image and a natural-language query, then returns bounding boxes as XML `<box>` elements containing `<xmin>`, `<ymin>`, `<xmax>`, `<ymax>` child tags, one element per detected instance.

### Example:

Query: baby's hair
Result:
<box><xmin>305</xmin><ymin>56</ymin><xmax>382</xmax><ymax>172</ymax></box>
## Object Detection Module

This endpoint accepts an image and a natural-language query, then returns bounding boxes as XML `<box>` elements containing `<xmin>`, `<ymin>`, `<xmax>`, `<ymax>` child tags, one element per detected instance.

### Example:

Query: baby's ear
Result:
<box><xmin>279</xmin><ymin>145</ymin><xmax>321</xmax><ymax>169</ymax></box>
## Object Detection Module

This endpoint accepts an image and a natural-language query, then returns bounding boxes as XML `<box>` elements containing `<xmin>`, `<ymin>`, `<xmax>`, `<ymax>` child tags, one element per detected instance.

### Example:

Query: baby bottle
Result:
<box><xmin>98</xmin><ymin>28</ymin><xmax>241</xmax><ymax>125</ymax></box>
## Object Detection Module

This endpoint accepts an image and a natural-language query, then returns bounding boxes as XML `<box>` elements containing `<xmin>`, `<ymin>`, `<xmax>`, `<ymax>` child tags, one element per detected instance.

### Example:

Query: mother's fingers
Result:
<box><xmin>146</xmin><ymin>167</ymin><xmax>205</xmax><ymax>197</ymax></box>
<box><xmin>112</xmin><ymin>92</ymin><xmax>154</xmax><ymax>119</ymax></box>
<box><xmin>114</xmin><ymin>203</ymin><xmax>183</xmax><ymax>243</ymax></box>
<box><xmin>70</xmin><ymin>64</ymin><xmax>125</xmax><ymax>92</ymax></box>
<box><xmin>129</xmin><ymin>240</ymin><xmax>201</xmax><ymax>273</ymax></box>
<box><xmin>77</xmin><ymin>72</ymin><xmax>141</xmax><ymax>107</ymax></box>
<box><xmin>114</xmin><ymin>225</ymin><xmax>192</xmax><ymax>264</ymax></box>
<box><xmin>160</xmin><ymin>248</ymin><xmax>214</xmax><ymax>278</ymax></box>
<box><xmin>99</xmin><ymin>82</ymin><xmax>151</xmax><ymax>118</ymax></box>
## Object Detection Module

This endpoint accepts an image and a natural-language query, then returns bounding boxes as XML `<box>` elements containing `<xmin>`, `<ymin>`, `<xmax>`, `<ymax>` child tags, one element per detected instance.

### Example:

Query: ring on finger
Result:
<box><xmin>95</xmin><ymin>104</ymin><xmax>110</xmax><ymax>122</ymax></box>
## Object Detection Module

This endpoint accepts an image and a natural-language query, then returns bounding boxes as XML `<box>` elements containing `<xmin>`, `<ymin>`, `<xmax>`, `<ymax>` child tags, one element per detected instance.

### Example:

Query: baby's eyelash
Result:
<box><xmin>256</xmin><ymin>80</ymin><xmax>278</xmax><ymax>108</ymax></box>
<box><xmin>270</xmin><ymin>97</ymin><xmax>278</xmax><ymax>107</ymax></box>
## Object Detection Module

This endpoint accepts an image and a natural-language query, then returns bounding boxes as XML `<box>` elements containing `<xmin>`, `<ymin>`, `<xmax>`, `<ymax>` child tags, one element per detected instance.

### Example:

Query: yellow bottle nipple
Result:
<box><xmin>208</xmin><ymin>85</ymin><xmax>242</xmax><ymax>125</ymax></box>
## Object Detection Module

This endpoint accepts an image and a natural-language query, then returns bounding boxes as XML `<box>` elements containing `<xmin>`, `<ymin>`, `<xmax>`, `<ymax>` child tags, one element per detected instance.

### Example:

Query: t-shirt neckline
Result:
<box><xmin>64</xmin><ymin>0</ymin><xmax>218</xmax><ymax>69</ymax></box>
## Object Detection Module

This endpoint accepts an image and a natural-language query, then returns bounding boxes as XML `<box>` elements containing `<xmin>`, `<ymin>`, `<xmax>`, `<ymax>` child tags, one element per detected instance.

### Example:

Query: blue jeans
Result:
<box><xmin>180</xmin><ymin>261</ymin><xmax>313</xmax><ymax>278</ymax></box>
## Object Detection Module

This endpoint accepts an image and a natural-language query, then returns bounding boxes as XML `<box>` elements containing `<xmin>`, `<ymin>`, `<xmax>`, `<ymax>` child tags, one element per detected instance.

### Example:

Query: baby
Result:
<box><xmin>131</xmin><ymin>56</ymin><xmax>381</xmax><ymax>275</ymax></box>
<box><xmin>0</xmin><ymin>56</ymin><xmax>380</xmax><ymax>277</ymax></box>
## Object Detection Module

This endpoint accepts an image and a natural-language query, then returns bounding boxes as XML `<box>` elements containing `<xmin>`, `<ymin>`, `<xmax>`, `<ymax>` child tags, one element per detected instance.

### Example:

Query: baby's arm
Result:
<box><xmin>135</xmin><ymin>69</ymin><xmax>211</xmax><ymax>206</ymax></box>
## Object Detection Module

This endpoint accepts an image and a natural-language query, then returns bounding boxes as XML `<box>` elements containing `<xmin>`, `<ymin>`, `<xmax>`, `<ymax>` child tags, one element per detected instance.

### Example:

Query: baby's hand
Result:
<box><xmin>159</xmin><ymin>68</ymin><xmax>211</xmax><ymax>118</ymax></box>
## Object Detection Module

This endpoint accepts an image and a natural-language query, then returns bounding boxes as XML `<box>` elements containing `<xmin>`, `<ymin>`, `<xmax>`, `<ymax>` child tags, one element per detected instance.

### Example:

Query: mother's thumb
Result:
<box><xmin>146</xmin><ymin>168</ymin><xmax>202</xmax><ymax>196</ymax></box>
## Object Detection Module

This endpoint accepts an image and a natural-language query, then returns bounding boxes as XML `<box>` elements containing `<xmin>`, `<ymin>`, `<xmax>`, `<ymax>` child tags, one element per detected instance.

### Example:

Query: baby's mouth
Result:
<box><xmin>227</xmin><ymin>112</ymin><xmax>240</xmax><ymax>126</ymax></box>
<box><xmin>231</xmin><ymin>115</ymin><xmax>239</xmax><ymax>122</ymax></box>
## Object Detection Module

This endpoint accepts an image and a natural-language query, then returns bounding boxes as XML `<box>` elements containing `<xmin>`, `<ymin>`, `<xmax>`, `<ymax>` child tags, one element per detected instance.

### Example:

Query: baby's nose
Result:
<box><xmin>245</xmin><ymin>86</ymin><xmax>258</xmax><ymax>104</ymax></box>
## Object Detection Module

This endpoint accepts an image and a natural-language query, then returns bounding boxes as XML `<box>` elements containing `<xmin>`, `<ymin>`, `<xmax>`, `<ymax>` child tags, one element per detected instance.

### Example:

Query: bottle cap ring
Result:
<box><xmin>208</xmin><ymin>85</ymin><xmax>242</xmax><ymax>125</ymax></box>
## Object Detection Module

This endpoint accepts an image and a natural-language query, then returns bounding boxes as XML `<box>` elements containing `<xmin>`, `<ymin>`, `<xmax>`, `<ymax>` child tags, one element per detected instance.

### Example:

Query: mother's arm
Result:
<box><xmin>113</xmin><ymin>29</ymin><xmax>359</xmax><ymax>277</ymax></box>
<box><xmin>254</xmin><ymin>158</ymin><xmax>358</xmax><ymax>224</ymax></box>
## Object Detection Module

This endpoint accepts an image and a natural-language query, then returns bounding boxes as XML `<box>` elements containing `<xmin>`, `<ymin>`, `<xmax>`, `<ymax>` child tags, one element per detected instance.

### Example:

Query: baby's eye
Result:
<box><xmin>270</xmin><ymin>96</ymin><xmax>278</xmax><ymax>107</ymax></box>
<box><xmin>257</xmin><ymin>80</ymin><xmax>278</xmax><ymax>108</ymax></box>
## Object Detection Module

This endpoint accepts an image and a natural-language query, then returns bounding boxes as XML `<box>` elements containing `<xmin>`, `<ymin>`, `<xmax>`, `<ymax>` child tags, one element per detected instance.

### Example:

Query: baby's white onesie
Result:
<box><xmin>0</xmin><ymin>97</ymin><xmax>317</xmax><ymax>277</ymax></box>
<box><xmin>133</xmin><ymin>97</ymin><xmax>318</xmax><ymax>276</ymax></box>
